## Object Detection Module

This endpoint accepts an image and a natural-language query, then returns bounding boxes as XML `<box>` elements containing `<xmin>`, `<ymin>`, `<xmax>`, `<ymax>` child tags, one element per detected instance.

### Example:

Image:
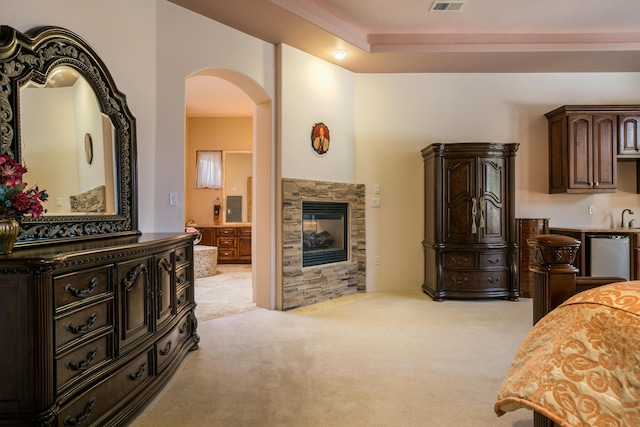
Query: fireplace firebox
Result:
<box><xmin>302</xmin><ymin>201</ymin><xmax>348</xmax><ymax>267</ymax></box>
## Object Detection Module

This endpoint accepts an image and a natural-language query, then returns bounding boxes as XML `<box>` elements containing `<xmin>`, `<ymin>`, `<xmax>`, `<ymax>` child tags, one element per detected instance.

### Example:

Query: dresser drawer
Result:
<box><xmin>57</xmin><ymin>333</ymin><xmax>113</xmax><ymax>392</ymax></box>
<box><xmin>443</xmin><ymin>252</ymin><xmax>475</xmax><ymax>268</ymax></box>
<box><xmin>55</xmin><ymin>266</ymin><xmax>113</xmax><ymax>310</ymax></box>
<box><xmin>174</xmin><ymin>245</ymin><xmax>189</xmax><ymax>266</ymax></box>
<box><xmin>156</xmin><ymin>316</ymin><xmax>191</xmax><ymax>373</ymax></box>
<box><xmin>176</xmin><ymin>265</ymin><xmax>190</xmax><ymax>289</ymax></box>
<box><xmin>176</xmin><ymin>286</ymin><xmax>190</xmax><ymax>313</ymax></box>
<box><xmin>56</xmin><ymin>300</ymin><xmax>113</xmax><ymax>350</ymax></box>
<box><xmin>479</xmin><ymin>253</ymin><xmax>508</xmax><ymax>268</ymax></box>
<box><xmin>56</xmin><ymin>348</ymin><xmax>152</xmax><ymax>427</ymax></box>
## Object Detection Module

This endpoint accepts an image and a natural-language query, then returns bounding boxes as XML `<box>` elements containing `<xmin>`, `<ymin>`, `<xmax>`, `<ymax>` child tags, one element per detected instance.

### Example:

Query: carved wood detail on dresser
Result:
<box><xmin>0</xmin><ymin>233</ymin><xmax>199</xmax><ymax>426</ymax></box>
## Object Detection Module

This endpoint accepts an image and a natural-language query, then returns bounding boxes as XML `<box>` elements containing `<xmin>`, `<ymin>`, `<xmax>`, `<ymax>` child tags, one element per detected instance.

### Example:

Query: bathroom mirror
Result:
<box><xmin>224</xmin><ymin>151</ymin><xmax>252</xmax><ymax>223</ymax></box>
<box><xmin>0</xmin><ymin>25</ymin><xmax>138</xmax><ymax>246</ymax></box>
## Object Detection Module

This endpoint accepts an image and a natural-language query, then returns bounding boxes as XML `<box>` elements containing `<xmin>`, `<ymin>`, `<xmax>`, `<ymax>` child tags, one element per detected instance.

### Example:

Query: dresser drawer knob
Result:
<box><xmin>65</xmin><ymin>347</ymin><xmax>98</xmax><ymax>372</ymax></box>
<box><xmin>488</xmin><ymin>277</ymin><xmax>502</xmax><ymax>284</ymax></box>
<box><xmin>486</xmin><ymin>257</ymin><xmax>500</xmax><ymax>264</ymax></box>
<box><xmin>63</xmin><ymin>397</ymin><xmax>96</xmax><ymax>426</ymax></box>
<box><xmin>64</xmin><ymin>277</ymin><xmax>98</xmax><ymax>298</ymax></box>
<box><xmin>65</xmin><ymin>312</ymin><xmax>98</xmax><ymax>335</ymax></box>
<box><xmin>127</xmin><ymin>362</ymin><xmax>147</xmax><ymax>381</ymax></box>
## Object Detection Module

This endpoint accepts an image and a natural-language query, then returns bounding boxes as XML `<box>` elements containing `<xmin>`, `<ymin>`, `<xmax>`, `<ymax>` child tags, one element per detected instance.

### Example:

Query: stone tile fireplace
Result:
<box><xmin>282</xmin><ymin>179</ymin><xmax>365</xmax><ymax>310</ymax></box>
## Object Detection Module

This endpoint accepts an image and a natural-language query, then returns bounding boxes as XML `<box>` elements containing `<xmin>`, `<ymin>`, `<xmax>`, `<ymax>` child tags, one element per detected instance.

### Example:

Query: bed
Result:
<box><xmin>494</xmin><ymin>234</ymin><xmax>640</xmax><ymax>427</ymax></box>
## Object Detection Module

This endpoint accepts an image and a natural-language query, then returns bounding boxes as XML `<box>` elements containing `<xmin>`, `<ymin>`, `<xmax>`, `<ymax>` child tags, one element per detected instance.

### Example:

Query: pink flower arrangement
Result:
<box><xmin>0</xmin><ymin>154</ymin><xmax>48</xmax><ymax>220</ymax></box>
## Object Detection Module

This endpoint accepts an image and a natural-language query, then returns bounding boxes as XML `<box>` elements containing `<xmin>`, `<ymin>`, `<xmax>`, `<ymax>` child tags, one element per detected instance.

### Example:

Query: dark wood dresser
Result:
<box><xmin>422</xmin><ymin>143</ymin><xmax>519</xmax><ymax>301</ymax></box>
<box><xmin>0</xmin><ymin>233</ymin><xmax>199</xmax><ymax>426</ymax></box>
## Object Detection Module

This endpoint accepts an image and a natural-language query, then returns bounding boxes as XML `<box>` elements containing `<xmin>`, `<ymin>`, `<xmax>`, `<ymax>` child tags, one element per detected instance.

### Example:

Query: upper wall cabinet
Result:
<box><xmin>545</xmin><ymin>105</ymin><xmax>640</xmax><ymax>194</ymax></box>
<box><xmin>618</xmin><ymin>115</ymin><xmax>640</xmax><ymax>157</ymax></box>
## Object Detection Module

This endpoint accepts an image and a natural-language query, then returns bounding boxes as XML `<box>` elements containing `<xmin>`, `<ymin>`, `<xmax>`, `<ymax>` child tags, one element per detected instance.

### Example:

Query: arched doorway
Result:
<box><xmin>185</xmin><ymin>69</ymin><xmax>273</xmax><ymax>309</ymax></box>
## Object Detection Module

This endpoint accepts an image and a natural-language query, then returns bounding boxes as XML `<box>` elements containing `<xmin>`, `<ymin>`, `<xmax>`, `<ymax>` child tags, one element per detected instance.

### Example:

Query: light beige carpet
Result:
<box><xmin>128</xmin><ymin>292</ymin><xmax>533</xmax><ymax>427</ymax></box>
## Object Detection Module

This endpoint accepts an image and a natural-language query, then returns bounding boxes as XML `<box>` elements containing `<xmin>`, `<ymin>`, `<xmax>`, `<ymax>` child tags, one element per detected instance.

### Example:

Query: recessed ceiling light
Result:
<box><xmin>332</xmin><ymin>50</ymin><xmax>347</xmax><ymax>60</ymax></box>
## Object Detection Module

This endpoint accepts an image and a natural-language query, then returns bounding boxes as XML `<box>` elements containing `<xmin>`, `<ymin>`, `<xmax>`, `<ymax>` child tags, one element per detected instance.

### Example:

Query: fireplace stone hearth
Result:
<box><xmin>282</xmin><ymin>178</ymin><xmax>365</xmax><ymax>310</ymax></box>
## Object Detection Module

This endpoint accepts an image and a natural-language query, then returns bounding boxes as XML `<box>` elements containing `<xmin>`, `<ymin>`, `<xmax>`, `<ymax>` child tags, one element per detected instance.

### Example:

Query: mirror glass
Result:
<box><xmin>20</xmin><ymin>67</ymin><xmax>117</xmax><ymax>215</ymax></box>
<box><xmin>0</xmin><ymin>25</ymin><xmax>138</xmax><ymax>246</ymax></box>
<box><xmin>224</xmin><ymin>151</ymin><xmax>252</xmax><ymax>223</ymax></box>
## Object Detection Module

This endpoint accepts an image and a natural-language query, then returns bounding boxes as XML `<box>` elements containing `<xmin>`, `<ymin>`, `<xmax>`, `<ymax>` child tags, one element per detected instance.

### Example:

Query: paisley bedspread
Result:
<box><xmin>495</xmin><ymin>282</ymin><xmax>640</xmax><ymax>427</ymax></box>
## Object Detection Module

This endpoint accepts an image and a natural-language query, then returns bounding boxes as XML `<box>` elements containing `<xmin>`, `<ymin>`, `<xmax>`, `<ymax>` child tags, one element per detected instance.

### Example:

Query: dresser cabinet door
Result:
<box><xmin>155</xmin><ymin>250</ymin><xmax>175</xmax><ymax>330</ymax></box>
<box><xmin>117</xmin><ymin>258</ymin><xmax>153</xmax><ymax>353</ymax></box>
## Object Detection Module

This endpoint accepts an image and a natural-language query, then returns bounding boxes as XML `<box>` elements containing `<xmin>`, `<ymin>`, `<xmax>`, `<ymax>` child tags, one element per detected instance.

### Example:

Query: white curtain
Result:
<box><xmin>195</xmin><ymin>151</ymin><xmax>222</xmax><ymax>188</ymax></box>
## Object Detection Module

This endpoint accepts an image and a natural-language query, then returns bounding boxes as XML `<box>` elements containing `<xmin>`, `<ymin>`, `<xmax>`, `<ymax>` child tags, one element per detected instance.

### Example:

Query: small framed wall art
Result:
<box><xmin>311</xmin><ymin>122</ymin><xmax>330</xmax><ymax>155</ymax></box>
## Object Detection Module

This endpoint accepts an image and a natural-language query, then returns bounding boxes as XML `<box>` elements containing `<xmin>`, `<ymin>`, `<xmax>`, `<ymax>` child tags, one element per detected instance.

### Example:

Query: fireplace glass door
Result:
<box><xmin>302</xmin><ymin>201</ymin><xmax>348</xmax><ymax>267</ymax></box>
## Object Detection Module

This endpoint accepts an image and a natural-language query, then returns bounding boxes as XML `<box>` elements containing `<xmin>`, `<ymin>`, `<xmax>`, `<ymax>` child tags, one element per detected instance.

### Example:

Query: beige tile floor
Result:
<box><xmin>195</xmin><ymin>264</ymin><xmax>381</xmax><ymax>321</ymax></box>
<box><xmin>194</xmin><ymin>264</ymin><xmax>257</xmax><ymax>322</ymax></box>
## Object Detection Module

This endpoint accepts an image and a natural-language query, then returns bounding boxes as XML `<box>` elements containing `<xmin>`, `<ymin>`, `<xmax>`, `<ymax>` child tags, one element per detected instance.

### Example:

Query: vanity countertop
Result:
<box><xmin>193</xmin><ymin>223</ymin><xmax>252</xmax><ymax>228</ymax></box>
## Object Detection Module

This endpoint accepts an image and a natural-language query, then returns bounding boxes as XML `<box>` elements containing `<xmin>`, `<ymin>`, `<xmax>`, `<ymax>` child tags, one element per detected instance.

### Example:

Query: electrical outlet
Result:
<box><xmin>588</xmin><ymin>205</ymin><xmax>594</xmax><ymax>215</ymax></box>
<box><xmin>372</xmin><ymin>198</ymin><xmax>381</xmax><ymax>208</ymax></box>
<box><xmin>375</xmin><ymin>256</ymin><xmax>381</xmax><ymax>265</ymax></box>
<box><xmin>169</xmin><ymin>193</ymin><xmax>178</xmax><ymax>206</ymax></box>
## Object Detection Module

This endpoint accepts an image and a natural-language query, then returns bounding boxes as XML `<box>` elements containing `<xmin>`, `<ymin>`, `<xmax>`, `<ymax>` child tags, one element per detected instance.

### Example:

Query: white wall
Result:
<box><xmin>356</xmin><ymin>73</ymin><xmax>640</xmax><ymax>292</ymax></box>
<box><xmin>5</xmin><ymin>0</ymin><xmax>276</xmax><ymax>234</ymax></box>
<box><xmin>279</xmin><ymin>45</ymin><xmax>356</xmax><ymax>183</ymax></box>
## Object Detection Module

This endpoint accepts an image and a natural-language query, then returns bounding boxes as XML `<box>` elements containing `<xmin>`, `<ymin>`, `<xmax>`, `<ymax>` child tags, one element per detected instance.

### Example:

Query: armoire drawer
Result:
<box><xmin>443</xmin><ymin>270</ymin><xmax>510</xmax><ymax>292</ymax></box>
<box><xmin>443</xmin><ymin>253</ymin><xmax>475</xmax><ymax>268</ymax></box>
<box><xmin>479</xmin><ymin>253</ymin><xmax>508</xmax><ymax>268</ymax></box>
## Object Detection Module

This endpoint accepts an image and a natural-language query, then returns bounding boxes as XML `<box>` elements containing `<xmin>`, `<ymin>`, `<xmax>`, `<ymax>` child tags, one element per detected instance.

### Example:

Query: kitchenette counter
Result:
<box><xmin>550</xmin><ymin>227</ymin><xmax>638</xmax><ymax>280</ymax></box>
<box><xmin>551</xmin><ymin>227</ymin><xmax>640</xmax><ymax>234</ymax></box>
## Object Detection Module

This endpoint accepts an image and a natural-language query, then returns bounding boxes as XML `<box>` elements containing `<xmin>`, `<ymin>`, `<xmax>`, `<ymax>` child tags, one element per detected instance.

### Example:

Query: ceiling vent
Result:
<box><xmin>430</xmin><ymin>1</ymin><xmax>467</xmax><ymax>11</ymax></box>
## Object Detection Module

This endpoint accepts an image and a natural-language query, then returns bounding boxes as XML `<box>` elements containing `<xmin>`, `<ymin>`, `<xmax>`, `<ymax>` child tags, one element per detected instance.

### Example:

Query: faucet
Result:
<box><xmin>622</xmin><ymin>208</ymin><xmax>634</xmax><ymax>227</ymax></box>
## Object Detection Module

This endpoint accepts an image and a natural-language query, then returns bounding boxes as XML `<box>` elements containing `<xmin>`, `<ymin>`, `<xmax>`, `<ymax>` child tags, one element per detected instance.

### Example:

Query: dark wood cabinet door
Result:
<box><xmin>479</xmin><ymin>157</ymin><xmax>507</xmax><ymax>244</ymax></box>
<box><xmin>238</xmin><ymin>237</ymin><xmax>251</xmax><ymax>261</ymax></box>
<box><xmin>443</xmin><ymin>157</ymin><xmax>476</xmax><ymax>243</ymax></box>
<box><xmin>118</xmin><ymin>258</ymin><xmax>153</xmax><ymax>353</ymax></box>
<box><xmin>618</xmin><ymin>115</ymin><xmax>640</xmax><ymax>155</ymax></box>
<box><xmin>155</xmin><ymin>250</ymin><xmax>175</xmax><ymax>330</ymax></box>
<box><xmin>592</xmin><ymin>114</ymin><xmax>617</xmax><ymax>190</ymax></box>
<box><xmin>567</xmin><ymin>114</ymin><xmax>593</xmax><ymax>190</ymax></box>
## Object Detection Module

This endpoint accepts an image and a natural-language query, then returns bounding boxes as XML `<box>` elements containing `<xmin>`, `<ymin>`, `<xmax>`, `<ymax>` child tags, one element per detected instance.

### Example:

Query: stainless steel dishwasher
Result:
<box><xmin>587</xmin><ymin>234</ymin><xmax>630</xmax><ymax>280</ymax></box>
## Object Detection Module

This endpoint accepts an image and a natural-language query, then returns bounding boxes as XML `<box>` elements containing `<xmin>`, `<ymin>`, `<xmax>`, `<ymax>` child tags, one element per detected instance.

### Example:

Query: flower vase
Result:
<box><xmin>0</xmin><ymin>218</ymin><xmax>19</xmax><ymax>255</ymax></box>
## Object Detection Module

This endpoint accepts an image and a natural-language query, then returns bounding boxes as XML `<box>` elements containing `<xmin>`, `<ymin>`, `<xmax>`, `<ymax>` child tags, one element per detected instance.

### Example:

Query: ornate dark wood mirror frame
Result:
<box><xmin>0</xmin><ymin>25</ymin><xmax>139</xmax><ymax>246</ymax></box>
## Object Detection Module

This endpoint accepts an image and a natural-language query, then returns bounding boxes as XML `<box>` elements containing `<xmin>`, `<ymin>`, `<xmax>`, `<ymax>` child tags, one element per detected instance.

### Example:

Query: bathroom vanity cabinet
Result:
<box><xmin>196</xmin><ymin>225</ymin><xmax>251</xmax><ymax>264</ymax></box>
<box><xmin>0</xmin><ymin>233</ymin><xmax>199</xmax><ymax>426</ymax></box>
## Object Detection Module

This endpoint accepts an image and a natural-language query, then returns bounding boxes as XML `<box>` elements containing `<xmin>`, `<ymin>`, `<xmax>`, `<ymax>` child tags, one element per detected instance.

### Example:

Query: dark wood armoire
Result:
<box><xmin>421</xmin><ymin>142</ymin><xmax>519</xmax><ymax>301</ymax></box>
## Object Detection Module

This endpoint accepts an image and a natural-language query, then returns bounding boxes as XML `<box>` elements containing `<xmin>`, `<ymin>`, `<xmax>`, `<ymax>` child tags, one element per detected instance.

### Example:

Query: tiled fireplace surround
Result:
<box><xmin>282</xmin><ymin>179</ymin><xmax>366</xmax><ymax>310</ymax></box>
